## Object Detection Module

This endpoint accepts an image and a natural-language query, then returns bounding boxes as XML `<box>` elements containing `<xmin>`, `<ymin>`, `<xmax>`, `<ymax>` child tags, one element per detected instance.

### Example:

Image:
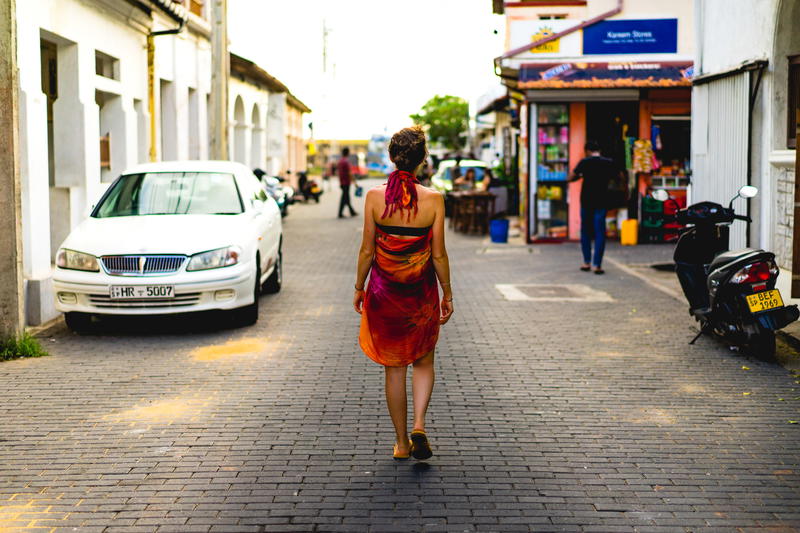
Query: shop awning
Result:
<box><xmin>518</xmin><ymin>61</ymin><xmax>693</xmax><ymax>89</ymax></box>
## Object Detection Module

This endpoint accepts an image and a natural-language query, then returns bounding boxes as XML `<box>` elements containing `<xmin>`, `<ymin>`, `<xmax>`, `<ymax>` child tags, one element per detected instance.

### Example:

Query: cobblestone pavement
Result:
<box><xmin>2</xmin><ymin>181</ymin><xmax>800</xmax><ymax>533</ymax></box>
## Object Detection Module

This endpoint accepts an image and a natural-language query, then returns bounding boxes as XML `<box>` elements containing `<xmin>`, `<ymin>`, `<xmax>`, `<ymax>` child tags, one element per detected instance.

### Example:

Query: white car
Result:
<box><xmin>430</xmin><ymin>159</ymin><xmax>488</xmax><ymax>193</ymax></box>
<box><xmin>53</xmin><ymin>161</ymin><xmax>282</xmax><ymax>331</ymax></box>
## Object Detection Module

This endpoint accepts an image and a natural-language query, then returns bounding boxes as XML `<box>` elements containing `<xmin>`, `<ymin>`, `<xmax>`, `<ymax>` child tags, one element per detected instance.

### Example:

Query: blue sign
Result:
<box><xmin>583</xmin><ymin>19</ymin><xmax>678</xmax><ymax>55</ymax></box>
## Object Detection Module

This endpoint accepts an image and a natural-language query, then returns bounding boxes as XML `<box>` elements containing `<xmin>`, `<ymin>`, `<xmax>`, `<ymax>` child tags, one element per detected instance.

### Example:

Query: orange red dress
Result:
<box><xmin>359</xmin><ymin>223</ymin><xmax>440</xmax><ymax>367</ymax></box>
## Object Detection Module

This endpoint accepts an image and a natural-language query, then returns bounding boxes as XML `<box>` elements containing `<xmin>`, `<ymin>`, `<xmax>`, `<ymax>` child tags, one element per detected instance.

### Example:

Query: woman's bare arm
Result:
<box><xmin>430</xmin><ymin>193</ymin><xmax>453</xmax><ymax>324</ymax></box>
<box><xmin>353</xmin><ymin>189</ymin><xmax>377</xmax><ymax>313</ymax></box>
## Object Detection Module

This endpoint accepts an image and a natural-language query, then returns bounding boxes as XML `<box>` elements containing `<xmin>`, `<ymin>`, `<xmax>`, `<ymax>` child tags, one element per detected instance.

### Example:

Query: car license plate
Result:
<box><xmin>110</xmin><ymin>285</ymin><xmax>174</xmax><ymax>300</ymax></box>
<box><xmin>746</xmin><ymin>289</ymin><xmax>784</xmax><ymax>313</ymax></box>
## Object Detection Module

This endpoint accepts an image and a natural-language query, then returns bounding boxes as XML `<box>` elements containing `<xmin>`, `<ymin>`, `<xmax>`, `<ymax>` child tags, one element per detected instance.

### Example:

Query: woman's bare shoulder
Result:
<box><xmin>367</xmin><ymin>185</ymin><xmax>386</xmax><ymax>196</ymax></box>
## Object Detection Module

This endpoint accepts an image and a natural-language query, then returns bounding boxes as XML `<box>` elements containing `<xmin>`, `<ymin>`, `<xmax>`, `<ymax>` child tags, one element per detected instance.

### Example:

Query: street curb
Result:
<box><xmin>604</xmin><ymin>255</ymin><xmax>684</xmax><ymax>303</ymax></box>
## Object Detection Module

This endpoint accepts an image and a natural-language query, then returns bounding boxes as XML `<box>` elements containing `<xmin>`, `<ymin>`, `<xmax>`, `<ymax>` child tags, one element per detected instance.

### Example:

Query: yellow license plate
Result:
<box><xmin>746</xmin><ymin>289</ymin><xmax>784</xmax><ymax>313</ymax></box>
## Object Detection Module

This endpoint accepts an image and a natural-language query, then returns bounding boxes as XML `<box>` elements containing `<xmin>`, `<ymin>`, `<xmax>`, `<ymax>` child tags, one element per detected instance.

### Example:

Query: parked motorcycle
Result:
<box><xmin>263</xmin><ymin>176</ymin><xmax>289</xmax><ymax>217</ymax></box>
<box><xmin>297</xmin><ymin>172</ymin><xmax>322</xmax><ymax>203</ymax></box>
<box><xmin>653</xmin><ymin>186</ymin><xmax>799</xmax><ymax>360</ymax></box>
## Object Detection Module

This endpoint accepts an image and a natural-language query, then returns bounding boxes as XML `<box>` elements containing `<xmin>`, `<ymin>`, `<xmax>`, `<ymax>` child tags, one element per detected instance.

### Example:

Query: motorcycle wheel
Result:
<box><xmin>745</xmin><ymin>327</ymin><xmax>777</xmax><ymax>362</ymax></box>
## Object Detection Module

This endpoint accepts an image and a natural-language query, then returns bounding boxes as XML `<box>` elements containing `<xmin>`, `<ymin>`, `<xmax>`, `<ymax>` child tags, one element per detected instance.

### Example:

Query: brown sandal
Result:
<box><xmin>410</xmin><ymin>429</ymin><xmax>433</xmax><ymax>460</ymax></box>
<box><xmin>393</xmin><ymin>439</ymin><xmax>412</xmax><ymax>460</ymax></box>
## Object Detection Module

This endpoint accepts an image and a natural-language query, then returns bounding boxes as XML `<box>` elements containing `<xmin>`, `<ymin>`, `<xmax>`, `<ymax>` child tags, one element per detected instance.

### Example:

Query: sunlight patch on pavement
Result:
<box><xmin>627</xmin><ymin>408</ymin><xmax>678</xmax><ymax>426</ymax></box>
<box><xmin>495</xmin><ymin>283</ymin><xmax>614</xmax><ymax>302</ymax></box>
<box><xmin>108</xmin><ymin>392</ymin><xmax>219</xmax><ymax>424</ymax></box>
<box><xmin>191</xmin><ymin>338</ymin><xmax>267</xmax><ymax>361</ymax></box>
<box><xmin>0</xmin><ymin>500</ymin><xmax>62</xmax><ymax>530</ymax></box>
<box><xmin>590</xmin><ymin>351</ymin><xmax>630</xmax><ymax>358</ymax></box>
<box><xmin>679</xmin><ymin>383</ymin><xmax>707</xmax><ymax>395</ymax></box>
<box><xmin>303</xmin><ymin>305</ymin><xmax>334</xmax><ymax>317</ymax></box>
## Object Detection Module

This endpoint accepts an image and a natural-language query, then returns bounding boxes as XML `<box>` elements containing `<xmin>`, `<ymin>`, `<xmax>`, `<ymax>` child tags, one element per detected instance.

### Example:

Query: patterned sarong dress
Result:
<box><xmin>359</xmin><ymin>223</ymin><xmax>440</xmax><ymax>367</ymax></box>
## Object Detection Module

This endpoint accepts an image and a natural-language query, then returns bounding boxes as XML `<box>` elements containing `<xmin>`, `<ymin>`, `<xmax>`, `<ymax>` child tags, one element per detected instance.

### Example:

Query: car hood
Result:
<box><xmin>60</xmin><ymin>214</ymin><xmax>251</xmax><ymax>256</ymax></box>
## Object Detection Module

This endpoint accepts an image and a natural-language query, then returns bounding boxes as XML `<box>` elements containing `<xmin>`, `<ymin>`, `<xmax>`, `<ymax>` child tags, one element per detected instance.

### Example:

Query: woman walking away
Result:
<box><xmin>353</xmin><ymin>126</ymin><xmax>454</xmax><ymax>461</ymax></box>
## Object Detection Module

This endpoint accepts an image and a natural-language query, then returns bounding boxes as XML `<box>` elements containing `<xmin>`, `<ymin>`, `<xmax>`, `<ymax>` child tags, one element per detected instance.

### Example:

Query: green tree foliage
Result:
<box><xmin>410</xmin><ymin>95</ymin><xmax>469</xmax><ymax>151</ymax></box>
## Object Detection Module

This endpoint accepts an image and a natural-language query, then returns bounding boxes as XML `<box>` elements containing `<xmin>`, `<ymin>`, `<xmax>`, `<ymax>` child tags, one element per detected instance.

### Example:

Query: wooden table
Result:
<box><xmin>448</xmin><ymin>191</ymin><xmax>496</xmax><ymax>235</ymax></box>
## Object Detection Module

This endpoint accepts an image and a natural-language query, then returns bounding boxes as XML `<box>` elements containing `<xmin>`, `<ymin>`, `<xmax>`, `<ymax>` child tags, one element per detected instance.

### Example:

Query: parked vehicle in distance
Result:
<box><xmin>53</xmin><ymin>161</ymin><xmax>283</xmax><ymax>332</ymax></box>
<box><xmin>654</xmin><ymin>186</ymin><xmax>799</xmax><ymax>361</ymax></box>
<box><xmin>297</xmin><ymin>171</ymin><xmax>322</xmax><ymax>203</ymax></box>
<box><xmin>264</xmin><ymin>176</ymin><xmax>289</xmax><ymax>217</ymax></box>
<box><xmin>430</xmin><ymin>159</ymin><xmax>487</xmax><ymax>193</ymax></box>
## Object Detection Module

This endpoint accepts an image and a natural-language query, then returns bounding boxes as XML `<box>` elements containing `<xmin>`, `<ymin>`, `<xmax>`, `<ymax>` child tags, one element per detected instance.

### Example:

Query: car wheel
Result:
<box><xmin>232</xmin><ymin>261</ymin><xmax>260</xmax><ymax>327</ymax></box>
<box><xmin>64</xmin><ymin>312</ymin><xmax>93</xmax><ymax>334</ymax></box>
<box><xmin>263</xmin><ymin>244</ymin><xmax>282</xmax><ymax>294</ymax></box>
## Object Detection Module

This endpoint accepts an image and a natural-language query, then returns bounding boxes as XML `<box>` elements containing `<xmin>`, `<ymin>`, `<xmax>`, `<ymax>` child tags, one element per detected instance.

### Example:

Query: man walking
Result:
<box><xmin>337</xmin><ymin>147</ymin><xmax>358</xmax><ymax>218</ymax></box>
<box><xmin>569</xmin><ymin>140</ymin><xmax>619</xmax><ymax>274</ymax></box>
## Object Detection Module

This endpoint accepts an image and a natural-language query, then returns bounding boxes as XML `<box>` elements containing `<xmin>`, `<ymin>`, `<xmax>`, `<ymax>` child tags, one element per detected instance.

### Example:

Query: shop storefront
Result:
<box><xmin>520</xmin><ymin>63</ymin><xmax>693</xmax><ymax>243</ymax></box>
<box><xmin>495</xmin><ymin>7</ymin><xmax>696</xmax><ymax>244</ymax></box>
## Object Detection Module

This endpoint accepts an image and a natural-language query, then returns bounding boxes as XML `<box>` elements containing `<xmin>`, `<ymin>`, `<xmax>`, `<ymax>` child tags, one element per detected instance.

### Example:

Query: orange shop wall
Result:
<box><xmin>567</xmin><ymin>102</ymin><xmax>586</xmax><ymax>241</ymax></box>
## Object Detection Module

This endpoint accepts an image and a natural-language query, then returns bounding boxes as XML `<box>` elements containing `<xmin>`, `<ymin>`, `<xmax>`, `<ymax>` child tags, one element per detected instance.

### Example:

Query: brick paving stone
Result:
<box><xmin>0</xmin><ymin>180</ymin><xmax>799</xmax><ymax>532</ymax></box>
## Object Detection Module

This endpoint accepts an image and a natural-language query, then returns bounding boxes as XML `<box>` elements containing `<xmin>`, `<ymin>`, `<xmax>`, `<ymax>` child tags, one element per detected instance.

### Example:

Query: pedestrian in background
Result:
<box><xmin>568</xmin><ymin>140</ymin><xmax>620</xmax><ymax>274</ymax></box>
<box><xmin>337</xmin><ymin>147</ymin><xmax>358</xmax><ymax>218</ymax></box>
<box><xmin>353</xmin><ymin>126</ymin><xmax>453</xmax><ymax>461</ymax></box>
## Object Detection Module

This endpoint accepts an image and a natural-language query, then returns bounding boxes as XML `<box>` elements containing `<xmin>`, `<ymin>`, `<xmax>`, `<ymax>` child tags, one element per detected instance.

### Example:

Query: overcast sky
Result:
<box><xmin>228</xmin><ymin>0</ymin><xmax>506</xmax><ymax>140</ymax></box>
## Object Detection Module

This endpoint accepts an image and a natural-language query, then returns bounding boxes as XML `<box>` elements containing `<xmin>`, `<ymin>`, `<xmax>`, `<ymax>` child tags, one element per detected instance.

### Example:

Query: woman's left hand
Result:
<box><xmin>353</xmin><ymin>289</ymin><xmax>365</xmax><ymax>314</ymax></box>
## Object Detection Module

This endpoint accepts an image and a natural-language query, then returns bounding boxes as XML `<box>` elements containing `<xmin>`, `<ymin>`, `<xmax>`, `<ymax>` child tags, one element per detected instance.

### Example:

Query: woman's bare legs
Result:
<box><xmin>411</xmin><ymin>350</ymin><xmax>435</xmax><ymax>431</ymax></box>
<box><xmin>384</xmin><ymin>365</ymin><xmax>410</xmax><ymax>453</ymax></box>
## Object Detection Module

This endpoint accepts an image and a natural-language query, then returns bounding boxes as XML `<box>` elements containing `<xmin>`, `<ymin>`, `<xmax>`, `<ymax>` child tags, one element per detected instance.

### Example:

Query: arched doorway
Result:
<box><xmin>233</xmin><ymin>95</ymin><xmax>248</xmax><ymax>165</ymax></box>
<box><xmin>251</xmin><ymin>104</ymin><xmax>263</xmax><ymax>169</ymax></box>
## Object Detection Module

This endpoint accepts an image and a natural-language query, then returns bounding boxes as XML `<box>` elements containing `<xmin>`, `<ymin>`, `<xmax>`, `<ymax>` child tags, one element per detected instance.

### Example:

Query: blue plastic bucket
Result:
<box><xmin>489</xmin><ymin>218</ymin><xmax>509</xmax><ymax>243</ymax></box>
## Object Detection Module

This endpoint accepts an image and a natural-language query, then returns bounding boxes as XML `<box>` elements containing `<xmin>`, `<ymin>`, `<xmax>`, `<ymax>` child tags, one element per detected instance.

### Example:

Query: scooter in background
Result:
<box><xmin>653</xmin><ymin>186</ymin><xmax>799</xmax><ymax>360</ymax></box>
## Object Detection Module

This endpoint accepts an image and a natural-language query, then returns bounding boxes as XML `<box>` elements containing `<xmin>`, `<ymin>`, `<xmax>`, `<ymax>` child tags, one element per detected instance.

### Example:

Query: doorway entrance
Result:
<box><xmin>586</xmin><ymin>101</ymin><xmax>638</xmax><ymax>168</ymax></box>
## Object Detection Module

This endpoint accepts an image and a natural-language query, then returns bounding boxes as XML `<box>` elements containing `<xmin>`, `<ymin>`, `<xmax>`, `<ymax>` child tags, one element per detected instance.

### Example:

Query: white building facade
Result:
<box><xmin>691</xmin><ymin>0</ymin><xmax>799</xmax><ymax>301</ymax></box>
<box><xmin>229</xmin><ymin>53</ymin><xmax>310</xmax><ymax>188</ymax></box>
<box><xmin>17</xmin><ymin>0</ymin><xmax>212</xmax><ymax>326</ymax></box>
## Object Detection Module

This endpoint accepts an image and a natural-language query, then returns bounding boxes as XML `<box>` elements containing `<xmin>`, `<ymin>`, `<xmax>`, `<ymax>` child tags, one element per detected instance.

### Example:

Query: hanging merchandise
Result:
<box><xmin>651</xmin><ymin>124</ymin><xmax>663</xmax><ymax>150</ymax></box>
<box><xmin>624</xmin><ymin>136</ymin><xmax>634</xmax><ymax>170</ymax></box>
<box><xmin>632</xmin><ymin>139</ymin><xmax>654</xmax><ymax>173</ymax></box>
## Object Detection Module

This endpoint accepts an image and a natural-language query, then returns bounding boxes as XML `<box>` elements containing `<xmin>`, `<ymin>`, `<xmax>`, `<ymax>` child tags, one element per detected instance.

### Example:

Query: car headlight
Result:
<box><xmin>56</xmin><ymin>249</ymin><xmax>100</xmax><ymax>272</ymax></box>
<box><xmin>186</xmin><ymin>246</ymin><xmax>242</xmax><ymax>271</ymax></box>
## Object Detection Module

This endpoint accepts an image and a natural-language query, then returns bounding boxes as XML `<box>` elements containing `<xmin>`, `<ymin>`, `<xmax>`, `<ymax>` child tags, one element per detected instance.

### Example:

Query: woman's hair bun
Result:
<box><xmin>389</xmin><ymin>126</ymin><xmax>428</xmax><ymax>172</ymax></box>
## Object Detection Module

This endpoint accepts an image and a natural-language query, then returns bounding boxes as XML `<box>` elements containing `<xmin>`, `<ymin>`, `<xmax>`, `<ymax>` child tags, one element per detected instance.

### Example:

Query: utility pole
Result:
<box><xmin>793</xmin><ymin>98</ymin><xmax>800</xmax><ymax>297</ymax></box>
<box><xmin>0</xmin><ymin>0</ymin><xmax>24</xmax><ymax>337</ymax></box>
<box><xmin>210</xmin><ymin>0</ymin><xmax>228</xmax><ymax>160</ymax></box>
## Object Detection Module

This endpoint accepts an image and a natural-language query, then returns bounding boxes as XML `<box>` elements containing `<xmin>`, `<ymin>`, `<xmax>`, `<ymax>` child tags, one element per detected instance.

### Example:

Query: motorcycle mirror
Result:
<box><xmin>739</xmin><ymin>185</ymin><xmax>758</xmax><ymax>199</ymax></box>
<box><xmin>651</xmin><ymin>189</ymin><xmax>670</xmax><ymax>202</ymax></box>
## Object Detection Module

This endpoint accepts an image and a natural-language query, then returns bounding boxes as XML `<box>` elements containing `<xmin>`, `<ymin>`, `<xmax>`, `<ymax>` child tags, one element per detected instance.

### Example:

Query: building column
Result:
<box><xmin>53</xmin><ymin>41</ymin><xmax>101</xmax><ymax>222</ymax></box>
<box><xmin>16</xmin><ymin>7</ymin><xmax>50</xmax><ymax>282</ymax></box>
<box><xmin>0</xmin><ymin>0</ymin><xmax>24</xmax><ymax>336</ymax></box>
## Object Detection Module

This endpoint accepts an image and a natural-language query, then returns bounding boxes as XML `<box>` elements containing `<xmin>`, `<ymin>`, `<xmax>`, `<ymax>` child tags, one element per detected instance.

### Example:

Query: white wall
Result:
<box><xmin>693</xmin><ymin>0</ymin><xmax>800</xmax><ymax>305</ymax></box>
<box><xmin>16</xmin><ymin>0</ymin><xmax>213</xmax><ymax>325</ymax></box>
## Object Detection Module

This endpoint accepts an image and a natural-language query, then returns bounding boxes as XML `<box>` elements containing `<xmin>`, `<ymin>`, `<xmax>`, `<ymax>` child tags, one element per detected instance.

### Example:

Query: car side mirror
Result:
<box><xmin>257</xmin><ymin>189</ymin><xmax>268</xmax><ymax>202</ymax></box>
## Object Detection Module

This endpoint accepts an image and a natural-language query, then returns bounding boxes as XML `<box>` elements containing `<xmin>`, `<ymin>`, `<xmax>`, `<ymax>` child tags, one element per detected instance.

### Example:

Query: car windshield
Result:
<box><xmin>443</xmin><ymin>166</ymin><xmax>485</xmax><ymax>182</ymax></box>
<box><xmin>94</xmin><ymin>172</ymin><xmax>244</xmax><ymax>218</ymax></box>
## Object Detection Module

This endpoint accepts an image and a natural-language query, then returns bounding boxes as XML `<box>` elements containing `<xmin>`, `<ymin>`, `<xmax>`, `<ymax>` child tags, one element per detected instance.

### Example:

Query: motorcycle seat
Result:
<box><xmin>709</xmin><ymin>248</ymin><xmax>764</xmax><ymax>270</ymax></box>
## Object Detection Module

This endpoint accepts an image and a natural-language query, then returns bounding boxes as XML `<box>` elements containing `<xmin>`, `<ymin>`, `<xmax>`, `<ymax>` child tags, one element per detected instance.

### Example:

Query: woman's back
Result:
<box><xmin>370</xmin><ymin>184</ymin><xmax>439</xmax><ymax>231</ymax></box>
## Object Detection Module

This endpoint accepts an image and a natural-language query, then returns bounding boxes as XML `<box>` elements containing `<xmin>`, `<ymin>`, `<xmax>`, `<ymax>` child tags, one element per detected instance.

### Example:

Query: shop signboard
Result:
<box><xmin>507</xmin><ymin>18</ymin><xmax>581</xmax><ymax>59</ymax></box>
<box><xmin>518</xmin><ymin>61</ymin><xmax>693</xmax><ymax>89</ymax></box>
<box><xmin>583</xmin><ymin>19</ymin><xmax>678</xmax><ymax>55</ymax></box>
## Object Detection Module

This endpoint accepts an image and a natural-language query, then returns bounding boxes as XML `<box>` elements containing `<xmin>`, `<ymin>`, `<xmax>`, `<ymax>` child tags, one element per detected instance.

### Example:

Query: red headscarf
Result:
<box><xmin>382</xmin><ymin>170</ymin><xmax>419</xmax><ymax>221</ymax></box>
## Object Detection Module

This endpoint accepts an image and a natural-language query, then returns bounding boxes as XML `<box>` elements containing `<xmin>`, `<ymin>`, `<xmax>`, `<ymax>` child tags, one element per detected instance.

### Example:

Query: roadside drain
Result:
<box><xmin>495</xmin><ymin>283</ymin><xmax>614</xmax><ymax>302</ymax></box>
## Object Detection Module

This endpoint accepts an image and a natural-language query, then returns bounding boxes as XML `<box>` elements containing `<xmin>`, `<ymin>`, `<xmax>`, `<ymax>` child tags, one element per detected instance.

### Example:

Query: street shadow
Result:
<box><xmin>412</xmin><ymin>461</ymin><xmax>432</xmax><ymax>473</ymax></box>
<box><xmin>72</xmin><ymin>310</ymin><xmax>244</xmax><ymax>337</ymax></box>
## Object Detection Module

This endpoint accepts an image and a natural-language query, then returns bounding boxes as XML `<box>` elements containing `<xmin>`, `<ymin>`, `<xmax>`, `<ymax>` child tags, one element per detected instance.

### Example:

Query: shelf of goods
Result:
<box><xmin>640</xmin><ymin>195</ymin><xmax>686</xmax><ymax>244</ymax></box>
